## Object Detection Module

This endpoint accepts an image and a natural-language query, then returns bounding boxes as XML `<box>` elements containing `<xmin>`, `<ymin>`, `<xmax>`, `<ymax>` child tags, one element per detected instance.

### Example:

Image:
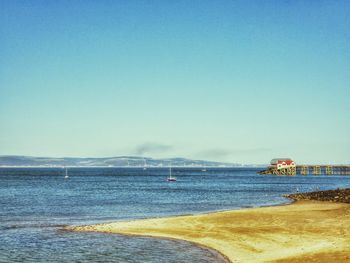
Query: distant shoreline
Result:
<box><xmin>0</xmin><ymin>155</ymin><xmax>267</xmax><ymax>168</ymax></box>
<box><xmin>0</xmin><ymin>166</ymin><xmax>264</xmax><ymax>168</ymax></box>
<box><xmin>66</xmin><ymin>188</ymin><xmax>350</xmax><ymax>262</ymax></box>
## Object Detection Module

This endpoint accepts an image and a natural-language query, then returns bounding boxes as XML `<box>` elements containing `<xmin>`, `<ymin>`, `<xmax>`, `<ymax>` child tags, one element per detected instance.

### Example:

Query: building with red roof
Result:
<box><xmin>270</xmin><ymin>158</ymin><xmax>296</xmax><ymax>170</ymax></box>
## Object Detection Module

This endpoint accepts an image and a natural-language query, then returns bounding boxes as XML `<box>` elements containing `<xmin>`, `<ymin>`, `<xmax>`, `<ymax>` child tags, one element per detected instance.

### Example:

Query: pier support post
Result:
<box><xmin>325</xmin><ymin>166</ymin><xmax>333</xmax><ymax>175</ymax></box>
<box><xmin>313</xmin><ymin>166</ymin><xmax>321</xmax><ymax>175</ymax></box>
<box><xmin>301</xmin><ymin>166</ymin><xmax>309</xmax><ymax>175</ymax></box>
<box><xmin>340</xmin><ymin>167</ymin><xmax>346</xmax><ymax>175</ymax></box>
<box><xmin>289</xmin><ymin>166</ymin><xmax>296</xmax><ymax>176</ymax></box>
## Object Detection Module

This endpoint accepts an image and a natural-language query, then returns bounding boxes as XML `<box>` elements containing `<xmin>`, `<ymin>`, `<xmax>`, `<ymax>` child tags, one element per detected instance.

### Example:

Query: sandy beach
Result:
<box><xmin>67</xmin><ymin>191</ymin><xmax>350</xmax><ymax>262</ymax></box>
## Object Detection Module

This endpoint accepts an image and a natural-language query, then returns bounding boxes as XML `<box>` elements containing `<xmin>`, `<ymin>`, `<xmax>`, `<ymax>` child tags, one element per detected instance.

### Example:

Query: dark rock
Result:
<box><xmin>286</xmin><ymin>188</ymin><xmax>350</xmax><ymax>203</ymax></box>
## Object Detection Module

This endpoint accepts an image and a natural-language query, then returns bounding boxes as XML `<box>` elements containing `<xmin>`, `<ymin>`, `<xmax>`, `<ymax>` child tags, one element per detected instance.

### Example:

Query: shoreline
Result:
<box><xmin>113</xmin><ymin>234</ymin><xmax>232</xmax><ymax>263</ymax></box>
<box><xmin>65</xmin><ymin>189</ymin><xmax>350</xmax><ymax>262</ymax></box>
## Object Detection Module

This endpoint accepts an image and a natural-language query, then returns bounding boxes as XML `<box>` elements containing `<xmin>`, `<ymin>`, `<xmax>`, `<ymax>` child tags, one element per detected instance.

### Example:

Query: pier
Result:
<box><xmin>259</xmin><ymin>165</ymin><xmax>350</xmax><ymax>176</ymax></box>
<box><xmin>258</xmin><ymin>158</ymin><xmax>350</xmax><ymax>175</ymax></box>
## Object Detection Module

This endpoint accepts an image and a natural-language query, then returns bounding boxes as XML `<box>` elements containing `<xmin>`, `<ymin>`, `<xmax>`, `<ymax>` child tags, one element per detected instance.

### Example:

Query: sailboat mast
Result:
<box><xmin>166</xmin><ymin>162</ymin><xmax>176</xmax><ymax>182</ymax></box>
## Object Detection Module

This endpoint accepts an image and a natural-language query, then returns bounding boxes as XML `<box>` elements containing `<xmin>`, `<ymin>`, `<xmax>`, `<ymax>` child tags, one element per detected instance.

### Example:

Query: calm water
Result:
<box><xmin>1</xmin><ymin>167</ymin><xmax>350</xmax><ymax>262</ymax></box>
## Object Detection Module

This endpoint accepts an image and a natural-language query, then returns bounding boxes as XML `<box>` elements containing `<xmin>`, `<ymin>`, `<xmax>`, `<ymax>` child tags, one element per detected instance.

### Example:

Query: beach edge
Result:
<box><xmin>64</xmin><ymin>189</ymin><xmax>350</xmax><ymax>262</ymax></box>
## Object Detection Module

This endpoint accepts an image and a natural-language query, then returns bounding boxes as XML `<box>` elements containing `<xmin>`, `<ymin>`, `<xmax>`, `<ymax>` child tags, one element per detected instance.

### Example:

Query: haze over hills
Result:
<box><xmin>0</xmin><ymin>156</ymin><xmax>263</xmax><ymax>168</ymax></box>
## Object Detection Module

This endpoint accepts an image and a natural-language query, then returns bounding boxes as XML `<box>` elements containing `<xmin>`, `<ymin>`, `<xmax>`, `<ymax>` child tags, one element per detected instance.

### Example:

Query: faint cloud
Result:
<box><xmin>197</xmin><ymin>147</ymin><xmax>272</xmax><ymax>159</ymax></box>
<box><xmin>197</xmin><ymin>149</ymin><xmax>231</xmax><ymax>159</ymax></box>
<box><xmin>230</xmin><ymin>148</ymin><xmax>272</xmax><ymax>155</ymax></box>
<box><xmin>134</xmin><ymin>143</ymin><xmax>173</xmax><ymax>155</ymax></box>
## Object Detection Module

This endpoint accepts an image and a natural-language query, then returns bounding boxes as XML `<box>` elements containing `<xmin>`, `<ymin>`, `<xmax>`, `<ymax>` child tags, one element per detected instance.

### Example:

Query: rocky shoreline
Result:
<box><xmin>286</xmin><ymin>188</ymin><xmax>350</xmax><ymax>203</ymax></box>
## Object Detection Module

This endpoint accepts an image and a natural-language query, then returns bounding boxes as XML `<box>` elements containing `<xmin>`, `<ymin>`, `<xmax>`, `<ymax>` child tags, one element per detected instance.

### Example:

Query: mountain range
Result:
<box><xmin>0</xmin><ymin>155</ymin><xmax>258</xmax><ymax>167</ymax></box>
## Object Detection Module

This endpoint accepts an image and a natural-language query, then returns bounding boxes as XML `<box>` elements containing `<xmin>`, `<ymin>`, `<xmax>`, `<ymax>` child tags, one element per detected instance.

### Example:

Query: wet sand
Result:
<box><xmin>67</xmin><ymin>195</ymin><xmax>350</xmax><ymax>262</ymax></box>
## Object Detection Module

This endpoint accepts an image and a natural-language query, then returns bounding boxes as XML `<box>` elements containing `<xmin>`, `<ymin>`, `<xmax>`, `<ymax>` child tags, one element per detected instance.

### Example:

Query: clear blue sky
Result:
<box><xmin>1</xmin><ymin>0</ymin><xmax>349</xmax><ymax>164</ymax></box>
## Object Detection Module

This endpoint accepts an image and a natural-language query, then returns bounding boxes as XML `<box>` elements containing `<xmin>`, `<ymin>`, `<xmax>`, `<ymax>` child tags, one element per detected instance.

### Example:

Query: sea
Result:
<box><xmin>1</xmin><ymin>167</ymin><xmax>350</xmax><ymax>263</ymax></box>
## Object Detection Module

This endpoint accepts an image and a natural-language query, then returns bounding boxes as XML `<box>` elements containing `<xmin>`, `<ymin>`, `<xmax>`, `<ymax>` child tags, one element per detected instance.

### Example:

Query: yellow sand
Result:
<box><xmin>68</xmin><ymin>201</ymin><xmax>350</xmax><ymax>262</ymax></box>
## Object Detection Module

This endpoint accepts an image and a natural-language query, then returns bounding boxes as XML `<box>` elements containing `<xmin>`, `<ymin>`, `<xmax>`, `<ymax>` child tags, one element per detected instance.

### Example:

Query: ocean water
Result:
<box><xmin>1</xmin><ymin>167</ymin><xmax>350</xmax><ymax>262</ymax></box>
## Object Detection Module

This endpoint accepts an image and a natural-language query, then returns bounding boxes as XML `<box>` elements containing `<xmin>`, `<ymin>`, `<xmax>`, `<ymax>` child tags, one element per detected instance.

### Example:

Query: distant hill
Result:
<box><xmin>0</xmin><ymin>155</ymin><xmax>257</xmax><ymax>167</ymax></box>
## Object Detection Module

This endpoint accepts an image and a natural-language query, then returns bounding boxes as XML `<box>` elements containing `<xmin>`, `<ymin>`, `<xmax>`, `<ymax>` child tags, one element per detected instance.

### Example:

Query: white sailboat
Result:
<box><xmin>64</xmin><ymin>167</ymin><xmax>69</xmax><ymax>179</ymax></box>
<box><xmin>167</xmin><ymin>166</ymin><xmax>176</xmax><ymax>182</ymax></box>
<box><xmin>143</xmin><ymin>158</ymin><xmax>147</xmax><ymax>170</ymax></box>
